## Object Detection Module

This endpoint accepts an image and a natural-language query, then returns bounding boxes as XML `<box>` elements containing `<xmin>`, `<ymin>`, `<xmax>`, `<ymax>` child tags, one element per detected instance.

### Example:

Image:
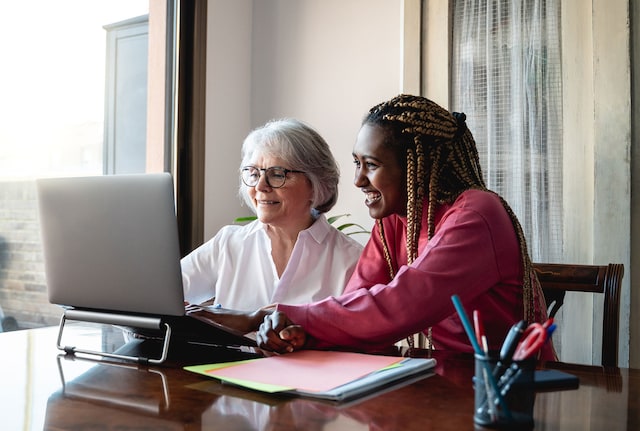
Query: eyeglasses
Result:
<box><xmin>240</xmin><ymin>166</ymin><xmax>305</xmax><ymax>189</ymax></box>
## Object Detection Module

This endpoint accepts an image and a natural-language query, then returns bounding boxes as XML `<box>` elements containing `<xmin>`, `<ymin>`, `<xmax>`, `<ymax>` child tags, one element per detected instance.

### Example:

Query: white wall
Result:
<box><xmin>205</xmin><ymin>0</ymin><xmax>406</xmax><ymax>241</ymax></box>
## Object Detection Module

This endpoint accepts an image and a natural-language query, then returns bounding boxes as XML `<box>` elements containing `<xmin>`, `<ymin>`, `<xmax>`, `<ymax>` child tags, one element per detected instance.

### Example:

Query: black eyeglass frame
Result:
<box><xmin>240</xmin><ymin>166</ymin><xmax>306</xmax><ymax>189</ymax></box>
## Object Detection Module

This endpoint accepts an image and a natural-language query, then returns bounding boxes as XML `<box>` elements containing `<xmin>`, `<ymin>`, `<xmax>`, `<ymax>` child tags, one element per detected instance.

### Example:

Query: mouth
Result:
<box><xmin>257</xmin><ymin>199</ymin><xmax>280</xmax><ymax>206</ymax></box>
<box><xmin>364</xmin><ymin>190</ymin><xmax>382</xmax><ymax>206</ymax></box>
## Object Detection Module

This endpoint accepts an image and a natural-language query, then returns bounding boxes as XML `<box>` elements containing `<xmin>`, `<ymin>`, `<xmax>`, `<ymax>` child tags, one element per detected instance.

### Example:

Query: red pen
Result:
<box><xmin>473</xmin><ymin>310</ymin><xmax>489</xmax><ymax>354</ymax></box>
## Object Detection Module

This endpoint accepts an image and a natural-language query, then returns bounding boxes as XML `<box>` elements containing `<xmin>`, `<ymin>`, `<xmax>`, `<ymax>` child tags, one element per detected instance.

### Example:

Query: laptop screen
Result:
<box><xmin>36</xmin><ymin>173</ymin><xmax>185</xmax><ymax>317</ymax></box>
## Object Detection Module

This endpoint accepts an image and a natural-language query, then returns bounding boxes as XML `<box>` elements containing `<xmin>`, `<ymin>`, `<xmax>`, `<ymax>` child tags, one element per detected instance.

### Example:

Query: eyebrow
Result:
<box><xmin>353</xmin><ymin>153</ymin><xmax>384</xmax><ymax>163</ymax></box>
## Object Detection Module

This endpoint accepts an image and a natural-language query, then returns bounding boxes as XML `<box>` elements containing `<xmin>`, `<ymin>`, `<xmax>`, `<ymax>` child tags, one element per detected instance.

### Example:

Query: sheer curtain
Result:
<box><xmin>451</xmin><ymin>0</ymin><xmax>563</xmax><ymax>262</ymax></box>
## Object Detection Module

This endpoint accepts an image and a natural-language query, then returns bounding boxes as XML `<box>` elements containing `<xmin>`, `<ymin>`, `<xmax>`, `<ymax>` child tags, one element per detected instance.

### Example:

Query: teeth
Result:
<box><xmin>365</xmin><ymin>192</ymin><xmax>381</xmax><ymax>204</ymax></box>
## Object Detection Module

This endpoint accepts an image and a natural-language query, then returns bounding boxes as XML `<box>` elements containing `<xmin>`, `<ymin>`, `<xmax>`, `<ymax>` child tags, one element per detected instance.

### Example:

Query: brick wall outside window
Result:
<box><xmin>0</xmin><ymin>180</ymin><xmax>61</xmax><ymax>330</ymax></box>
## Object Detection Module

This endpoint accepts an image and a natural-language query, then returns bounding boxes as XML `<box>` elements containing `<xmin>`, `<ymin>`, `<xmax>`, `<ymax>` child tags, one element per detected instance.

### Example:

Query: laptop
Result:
<box><xmin>36</xmin><ymin>173</ymin><xmax>256</xmax><ymax>363</ymax></box>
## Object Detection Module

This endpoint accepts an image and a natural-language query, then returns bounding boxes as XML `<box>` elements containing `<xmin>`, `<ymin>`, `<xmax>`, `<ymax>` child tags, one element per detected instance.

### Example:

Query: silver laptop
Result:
<box><xmin>36</xmin><ymin>173</ymin><xmax>255</xmax><ymax>363</ymax></box>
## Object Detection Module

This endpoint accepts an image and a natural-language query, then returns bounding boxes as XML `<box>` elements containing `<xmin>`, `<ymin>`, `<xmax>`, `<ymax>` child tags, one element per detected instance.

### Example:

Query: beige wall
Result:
<box><xmin>204</xmin><ymin>0</ymin><xmax>408</xmax><ymax>242</ymax></box>
<box><xmin>204</xmin><ymin>0</ymin><xmax>253</xmax><ymax>241</ymax></box>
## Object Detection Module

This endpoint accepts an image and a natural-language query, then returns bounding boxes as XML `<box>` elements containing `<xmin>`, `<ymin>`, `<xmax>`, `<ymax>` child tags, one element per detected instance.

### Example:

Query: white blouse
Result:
<box><xmin>180</xmin><ymin>215</ymin><xmax>364</xmax><ymax>311</ymax></box>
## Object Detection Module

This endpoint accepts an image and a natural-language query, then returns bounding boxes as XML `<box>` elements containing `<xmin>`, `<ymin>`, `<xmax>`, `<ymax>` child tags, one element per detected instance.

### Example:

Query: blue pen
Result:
<box><xmin>546</xmin><ymin>323</ymin><xmax>557</xmax><ymax>340</ymax></box>
<box><xmin>451</xmin><ymin>295</ymin><xmax>512</xmax><ymax>420</ymax></box>
<box><xmin>451</xmin><ymin>295</ymin><xmax>483</xmax><ymax>355</ymax></box>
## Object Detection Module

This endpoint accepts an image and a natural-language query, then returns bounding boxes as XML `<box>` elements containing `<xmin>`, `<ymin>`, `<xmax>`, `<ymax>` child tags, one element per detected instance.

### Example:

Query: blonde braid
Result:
<box><xmin>426</xmin><ymin>144</ymin><xmax>444</xmax><ymax>238</ymax></box>
<box><xmin>406</xmin><ymin>148</ymin><xmax>417</xmax><ymax>263</ymax></box>
<box><xmin>412</xmin><ymin>140</ymin><xmax>426</xmax><ymax>257</ymax></box>
<box><xmin>377</xmin><ymin>218</ymin><xmax>395</xmax><ymax>281</ymax></box>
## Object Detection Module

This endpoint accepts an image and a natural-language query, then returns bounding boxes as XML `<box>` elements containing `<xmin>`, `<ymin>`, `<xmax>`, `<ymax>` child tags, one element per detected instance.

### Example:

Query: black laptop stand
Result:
<box><xmin>56</xmin><ymin>309</ymin><xmax>172</xmax><ymax>364</ymax></box>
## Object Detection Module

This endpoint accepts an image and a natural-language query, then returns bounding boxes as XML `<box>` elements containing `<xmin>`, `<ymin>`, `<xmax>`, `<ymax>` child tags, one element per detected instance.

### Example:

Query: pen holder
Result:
<box><xmin>473</xmin><ymin>353</ymin><xmax>535</xmax><ymax>429</ymax></box>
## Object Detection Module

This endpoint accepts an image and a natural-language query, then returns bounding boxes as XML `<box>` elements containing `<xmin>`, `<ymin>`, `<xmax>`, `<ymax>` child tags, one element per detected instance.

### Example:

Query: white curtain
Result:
<box><xmin>451</xmin><ymin>0</ymin><xmax>563</xmax><ymax>262</ymax></box>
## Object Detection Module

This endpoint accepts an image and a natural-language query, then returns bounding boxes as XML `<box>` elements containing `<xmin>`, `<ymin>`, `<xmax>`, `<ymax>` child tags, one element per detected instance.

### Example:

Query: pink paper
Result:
<box><xmin>206</xmin><ymin>350</ymin><xmax>403</xmax><ymax>392</ymax></box>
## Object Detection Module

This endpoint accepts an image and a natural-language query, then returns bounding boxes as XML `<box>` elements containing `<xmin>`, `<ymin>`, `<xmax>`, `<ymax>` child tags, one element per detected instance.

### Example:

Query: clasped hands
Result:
<box><xmin>185</xmin><ymin>302</ymin><xmax>307</xmax><ymax>353</ymax></box>
<box><xmin>256</xmin><ymin>311</ymin><xmax>308</xmax><ymax>353</ymax></box>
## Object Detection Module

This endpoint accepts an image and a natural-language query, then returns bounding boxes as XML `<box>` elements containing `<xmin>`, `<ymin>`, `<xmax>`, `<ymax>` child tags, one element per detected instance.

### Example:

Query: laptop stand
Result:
<box><xmin>56</xmin><ymin>309</ymin><xmax>172</xmax><ymax>364</ymax></box>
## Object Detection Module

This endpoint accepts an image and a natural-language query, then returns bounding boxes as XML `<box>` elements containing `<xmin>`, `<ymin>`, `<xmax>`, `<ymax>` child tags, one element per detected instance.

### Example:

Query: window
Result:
<box><xmin>450</xmin><ymin>0</ymin><xmax>563</xmax><ymax>262</ymax></box>
<box><xmin>0</xmin><ymin>1</ymin><xmax>176</xmax><ymax>330</ymax></box>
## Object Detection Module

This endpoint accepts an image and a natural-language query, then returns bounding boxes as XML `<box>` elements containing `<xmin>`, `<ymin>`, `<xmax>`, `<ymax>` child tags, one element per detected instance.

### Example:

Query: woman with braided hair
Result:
<box><xmin>255</xmin><ymin>95</ymin><xmax>555</xmax><ymax>360</ymax></box>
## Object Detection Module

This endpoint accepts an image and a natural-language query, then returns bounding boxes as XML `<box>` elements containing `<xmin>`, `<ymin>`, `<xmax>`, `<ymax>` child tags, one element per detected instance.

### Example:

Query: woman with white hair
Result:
<box><xmin>180</xmin><ymin>119</ymin><xmax>363</xmax><ymax>330</ymax></box>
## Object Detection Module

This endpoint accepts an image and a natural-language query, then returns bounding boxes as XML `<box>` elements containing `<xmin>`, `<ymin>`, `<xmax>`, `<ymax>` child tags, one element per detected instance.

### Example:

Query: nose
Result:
<box><xmin>255</xmin><ymin>170</ymin><xmax>272</xmax><ymax>191</ymax></box>
<box><xmin>354</xmin><ymin>168</ymin><xmax>368</xmax><ymax>188</ymax></box>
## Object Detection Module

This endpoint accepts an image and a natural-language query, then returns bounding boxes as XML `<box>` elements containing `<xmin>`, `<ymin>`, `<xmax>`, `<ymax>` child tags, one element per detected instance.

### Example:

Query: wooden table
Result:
<box><xmin>1</xmin><ymin>323</ymin><xmax>638</xmax><ymax>430</ymax></box>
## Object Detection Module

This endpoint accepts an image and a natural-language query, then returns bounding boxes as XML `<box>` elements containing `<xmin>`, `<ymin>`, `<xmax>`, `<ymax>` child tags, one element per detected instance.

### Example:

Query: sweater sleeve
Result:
<box><xmin>278</xmin><ymin>199</ymin><xmax>513</xmax><ymax>351</ymax></box>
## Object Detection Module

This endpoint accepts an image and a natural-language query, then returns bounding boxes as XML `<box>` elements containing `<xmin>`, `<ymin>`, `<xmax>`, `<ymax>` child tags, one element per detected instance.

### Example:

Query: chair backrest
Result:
<box><xmin>532</xmin><ymin>263</ymin><xmax>624</xmax><ymax>367</ymax></box>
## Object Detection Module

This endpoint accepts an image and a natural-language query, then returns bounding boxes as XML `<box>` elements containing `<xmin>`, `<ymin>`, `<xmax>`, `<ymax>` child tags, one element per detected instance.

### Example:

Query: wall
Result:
<box><xmin>631</xmin><ymin>0</ymin><xmax>640</xmax><ymax>369</ymax></box>
<box><xmin>0</xmin><ymin>181</ymin><xmax>61</xmax><ymax>329</ymax></box>
<box><xmin>203</xmin><ymin>0</ymin><xmax>253</xmax><ymax>240</ymax></box>
<box><xmin>561</xmin><ymin>0</ymin><xmax>631</xmax><ymax>367</ymax></box>
<box><xmin>424</xmin><ymin>0</ymin><xmax>633</xmax><ymax>366</ymax></box>
<box><xmin>204</xmin><ymin>0</ymin><xmax>407</xmax><ymax>241</ymax></box>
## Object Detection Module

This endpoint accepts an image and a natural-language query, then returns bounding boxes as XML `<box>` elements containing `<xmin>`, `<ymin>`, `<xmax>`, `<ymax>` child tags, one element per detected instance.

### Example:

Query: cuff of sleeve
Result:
<box><xmin>275</xmin><ymin>303</ymin><xmax>321</xmax><ymax>349</ymax></box>
<box><xmin>275</xmin><ymin>303</ymin><xmax>308</xmax><ymax>327</ymax></box>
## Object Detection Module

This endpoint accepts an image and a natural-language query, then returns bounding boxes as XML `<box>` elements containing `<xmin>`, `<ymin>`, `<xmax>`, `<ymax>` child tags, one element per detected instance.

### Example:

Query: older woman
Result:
<box><xmin>181</xmin><ymin>119</ymin><xmax>363</xmax><ymax>318</ymax></box>
<box><xmin>256</xmin><ymin>96</ymin><xmax>556</xmax><ymax>361</ymax></box>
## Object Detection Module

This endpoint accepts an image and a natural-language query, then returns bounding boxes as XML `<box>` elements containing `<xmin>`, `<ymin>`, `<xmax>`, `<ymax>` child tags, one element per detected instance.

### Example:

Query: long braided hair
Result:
<box><xmin>363</xmin><ymin>94</ymin><xmax>541</xmax><ymax>324</ymax></box>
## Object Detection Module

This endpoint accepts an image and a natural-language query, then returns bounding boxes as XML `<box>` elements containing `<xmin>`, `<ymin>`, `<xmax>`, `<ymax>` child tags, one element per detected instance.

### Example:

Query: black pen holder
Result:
<box><xmin>473</xmin><ymin>353</ymin><xmax>535</xmax><ymax>429</ymax></box>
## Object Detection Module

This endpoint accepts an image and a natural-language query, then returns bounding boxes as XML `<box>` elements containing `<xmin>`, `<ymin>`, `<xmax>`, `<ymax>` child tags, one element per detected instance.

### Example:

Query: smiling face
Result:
<box><xmin>352</xmin><ymin>124</ymin><xmax>407</xmax><ymax>219</ymax></box>
<box><xmin>246</xmin><ymin>154</ymin><xmax>313</xmax><ymax>228</ymax></box>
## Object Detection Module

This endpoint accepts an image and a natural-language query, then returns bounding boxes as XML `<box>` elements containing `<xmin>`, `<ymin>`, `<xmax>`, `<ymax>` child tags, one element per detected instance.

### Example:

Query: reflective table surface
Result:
<box><xmin>1</xmin><ymin>323</ymin><xmax>639</xmax><ymax>430</ymax></box>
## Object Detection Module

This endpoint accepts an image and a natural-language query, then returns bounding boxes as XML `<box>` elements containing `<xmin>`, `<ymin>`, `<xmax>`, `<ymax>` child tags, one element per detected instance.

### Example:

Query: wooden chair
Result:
<box><xmin>532</xmin><ymin>262</ymin><xmax>624</xmax><ymax>367</ymax></box>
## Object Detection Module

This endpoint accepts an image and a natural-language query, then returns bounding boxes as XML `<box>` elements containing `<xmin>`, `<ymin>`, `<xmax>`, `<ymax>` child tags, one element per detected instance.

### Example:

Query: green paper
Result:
<box><xmin>184</xmin><ymin>360</ymin><xmax>295</xmax><ymax>393</ymax></box>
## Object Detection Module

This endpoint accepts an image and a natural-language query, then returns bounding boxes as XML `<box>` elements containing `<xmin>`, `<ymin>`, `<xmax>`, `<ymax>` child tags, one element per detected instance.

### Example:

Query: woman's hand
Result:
<box><xmin>256</xmin><ymin>311</ymin><xmax>307</xmax><ymax>353</ymax></box>
<box><xmin>185</xmin><ymin>304</ymin><xmax>272</xmax><ymax>334</ymax></box>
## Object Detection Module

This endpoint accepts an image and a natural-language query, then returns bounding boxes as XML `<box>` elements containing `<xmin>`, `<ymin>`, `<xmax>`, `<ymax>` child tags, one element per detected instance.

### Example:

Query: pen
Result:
<box><xmin>546</xmin><ymin>323</ymin><xmax>557</xmax><ymax>340</ymax></box>
<box><xmin>500</xmin><ymin>320</ymin><xmax>527</xmax><ymax>360</ymax></box>
<box><xmin>451</xmin><ymin>295</ymin><xmax>483</xmax><ymax>356</ymax></box>
<box><xmin>451</xmin><ymin>295</ymin><xmax>512</xmax><ymax>420</ymax></box>
<box><xmin>493</xmin><ymin>320</ymin><xmax>527</xmax><ymax>377</ymax></box>
<box><xmin>473</xmin><ymin>310</ymin><xmax>489</xmax><ymax>354</ymax></box>
<box><xmin>472</xmin><ymin>309</ymin><xmax>496</xmax><ymax>420</ymax></box>
<box><xmin>498</xmin><ymin>323</ymin><xmax>556</xmax><ymax>397</ymax></box>
<box><xmin>497</xmin><ymin>362</ymin><xmax>520</xmax><ymax>387</ymax></box>
<box><xmin>498</xmin><ymin>366</ymin><xmax>523</xmax><ymax>398</ymax></box>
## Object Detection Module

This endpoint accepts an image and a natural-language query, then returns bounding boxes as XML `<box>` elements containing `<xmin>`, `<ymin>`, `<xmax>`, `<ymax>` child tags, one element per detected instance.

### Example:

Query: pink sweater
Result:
<box><xmin>278</xmin><ymin>189</ymin><xmax>555</xmax><ymax>360</ymax></box>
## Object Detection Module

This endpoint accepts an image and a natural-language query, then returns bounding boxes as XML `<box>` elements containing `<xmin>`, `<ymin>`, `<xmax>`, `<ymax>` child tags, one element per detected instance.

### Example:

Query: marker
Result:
<box><xmin>492</xmin><ymin>320</ymin><xmax>527</xmax><ymax>378</ymax></box>
<box><xmin>473</xmin><ymin>310</ymin><xmax>489</xmax><ymax>354</ymax></box>
<box><xmin>451</xmin><ymin>295</ymin><xmax>512</xmax><ymax>420</ymax></box>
